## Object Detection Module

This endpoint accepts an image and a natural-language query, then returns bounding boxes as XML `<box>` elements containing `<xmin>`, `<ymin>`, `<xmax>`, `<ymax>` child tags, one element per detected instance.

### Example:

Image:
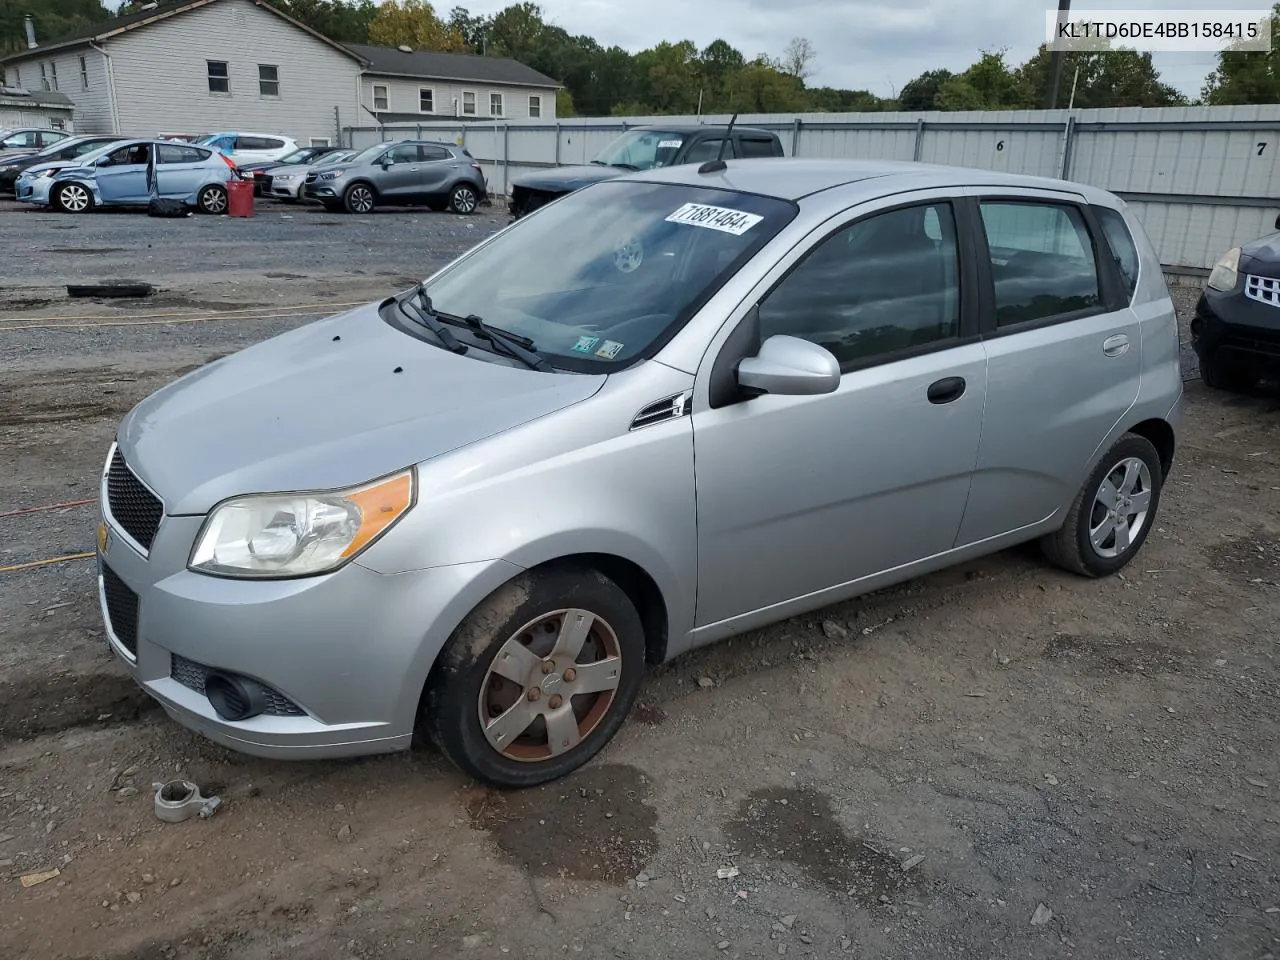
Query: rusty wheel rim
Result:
<box><xmin>477</xmin><ymin>609</ymin><xmax>622</xmax><ymax>762</ymax></box>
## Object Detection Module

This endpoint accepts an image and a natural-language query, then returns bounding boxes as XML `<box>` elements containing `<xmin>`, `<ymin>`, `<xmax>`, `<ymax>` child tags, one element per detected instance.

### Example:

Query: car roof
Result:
<box><xmin>624</xmin><ymin>157</ymin><xmax>1117</xmax><ymax>204</ymax></box>
<box><xmin>630</xmin><ymin>124</ymin><xmax>775</xmax><ymax>137</ymax></box>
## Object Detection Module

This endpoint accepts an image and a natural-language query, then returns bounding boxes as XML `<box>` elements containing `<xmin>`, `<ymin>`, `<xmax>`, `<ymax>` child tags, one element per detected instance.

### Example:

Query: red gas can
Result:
<box><xmin>226</xmin><ymin>178</ymin><xmax>254</xmax><ymax>218</ymax></box>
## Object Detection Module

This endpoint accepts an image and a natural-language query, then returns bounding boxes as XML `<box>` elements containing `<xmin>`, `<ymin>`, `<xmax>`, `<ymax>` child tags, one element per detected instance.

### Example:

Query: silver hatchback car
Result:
<box><xmin>97</xmin><ymin>159</ymin><xmax>1181</xmax><ymax>787</ymax></box>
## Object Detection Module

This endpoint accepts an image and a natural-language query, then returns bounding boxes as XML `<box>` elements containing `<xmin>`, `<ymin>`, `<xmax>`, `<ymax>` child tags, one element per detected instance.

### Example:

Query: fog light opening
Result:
<box><xmin>205</xmin><ymin>671</ymin><xmax>266</xmax><ymax>721</ymax></box>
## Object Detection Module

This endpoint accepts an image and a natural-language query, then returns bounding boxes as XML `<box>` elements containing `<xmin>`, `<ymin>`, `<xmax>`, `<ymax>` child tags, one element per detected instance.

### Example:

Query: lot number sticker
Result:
<box><xmin>657</xmin><ymin>140</ymin><xmax>682</xmax><ymax>149</ymax></box>
<box><xmin>665</xmin><ymin>203</ymin><xmax>763</xmax><ymax>236</ymax></box>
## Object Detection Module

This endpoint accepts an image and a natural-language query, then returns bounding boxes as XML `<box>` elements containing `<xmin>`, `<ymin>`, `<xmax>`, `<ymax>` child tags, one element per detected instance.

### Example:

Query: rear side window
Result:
<box><xmin>682</xmin><ymin>138</ymin><xmax>737</xmax><ymax>164</ymax></box>
<box><xmin>1094</xmin><ymin>206</ymin><xmax>1139</xmax><ymax>300</ymax></box>
<box><xmin>979</xmin><ymin>201</ymin><xmax>1101</xmax><ymax>327</ymax></box>
<box><xmin>421</xmin><ymin>145</ymin><xmax>451</xmax><ymax>161</ymax></box>
<box><xmin>739</xmin><ymin>137</ymin><xmax>780</xmax><ymax>158</ymax></box>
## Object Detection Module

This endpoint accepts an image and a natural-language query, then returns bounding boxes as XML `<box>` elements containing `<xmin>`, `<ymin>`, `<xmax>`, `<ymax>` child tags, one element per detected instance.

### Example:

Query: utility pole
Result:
<box><xmin>1047</xmin><ymin>0</ymin><xmax>1071</xmax><ymax>109</ymax></box>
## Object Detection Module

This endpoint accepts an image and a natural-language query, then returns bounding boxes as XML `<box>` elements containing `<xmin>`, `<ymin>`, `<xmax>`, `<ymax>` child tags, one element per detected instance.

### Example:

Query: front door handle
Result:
<box><xmin>927</xmin><ymin>376</ymin><xmax>966</xmax><ymax>404</ymax></box>
<box><xmin>1102</xmin><ymin>334</ymin><xmax>1130</xmax><ymax>357</ymax></box>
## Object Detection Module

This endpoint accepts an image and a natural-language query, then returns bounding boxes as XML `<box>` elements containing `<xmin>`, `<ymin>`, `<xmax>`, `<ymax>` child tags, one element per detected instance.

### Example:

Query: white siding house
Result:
<box><xmin>345</xmin><ymin>45</ymin><xmax>559</xmax><ymax>124</ymax></box>
<box><xmin>0</xmin><ymin>89</ymin><xmax>76</xmax><ymax>132</ymax></box>
<box><xmin>1</xmin><ymin>0</ymin><xmax>364</xmax><ymax>143</ymax></box>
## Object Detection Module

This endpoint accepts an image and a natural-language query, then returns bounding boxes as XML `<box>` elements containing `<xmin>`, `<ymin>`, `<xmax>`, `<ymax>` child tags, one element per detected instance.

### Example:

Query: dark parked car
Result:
<box><xmin>236</xmin><ymin>145</ymin><xmax>345</xmax><ymax>195</ymax></box>
<box><xmin>0</xmin><ymin>134</ymin><xmax>121</xmax><ymax>190</ymax></box>
<box><xmin>507</xmin><ymin>124</ymin><xmax>785</xmax><ymax>219</ymax></box>
<box><xmin>1193</xmin><ymin>217</ymin><xmax>1280</xmax><ymax>391</ymax></box>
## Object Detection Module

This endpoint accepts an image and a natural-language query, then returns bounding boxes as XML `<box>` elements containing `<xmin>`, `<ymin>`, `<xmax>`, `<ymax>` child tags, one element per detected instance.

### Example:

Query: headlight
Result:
<box><xmin>188</xmin><ymin>468</ymin><xmax>415</xmax><ymax>578</ymax></box>
<box><xmin>1207</xmin><ymin>247</ymin><xmax>1241</xmax><ymax>292</ymax></box>
<box><xmin>317</xmin><ymin>170</ymin><xmax>347</xmax><ymax>181</ymax></box>
<box><xmin>1</xmin><ymin>165</ymin><xmax>17</xmax><ymax>173</ymax></box>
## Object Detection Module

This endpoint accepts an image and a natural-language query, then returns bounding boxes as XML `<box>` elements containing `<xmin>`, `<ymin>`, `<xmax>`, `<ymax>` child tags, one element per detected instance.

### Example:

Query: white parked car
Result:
<box><xmin>192</xmin><ymin>131</ymin><xmax>298</xmax><ymax>166</ymax></box>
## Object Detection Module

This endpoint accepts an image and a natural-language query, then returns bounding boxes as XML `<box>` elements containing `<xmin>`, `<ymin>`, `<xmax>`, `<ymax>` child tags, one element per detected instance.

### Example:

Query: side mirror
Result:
<box><xmin>380</xmin><ymin>157</ymin><xmax>393</xmax><ymax>169</ymax></box>
<box><xmin>736</xmin><ymin>335</ymin><xmax>840</xmax><ymax>397</ymax></box>
<box><xmin>1274</xmin><ymin>213</ymin><xmax>1279</xmax><ymax>231</ymax></box>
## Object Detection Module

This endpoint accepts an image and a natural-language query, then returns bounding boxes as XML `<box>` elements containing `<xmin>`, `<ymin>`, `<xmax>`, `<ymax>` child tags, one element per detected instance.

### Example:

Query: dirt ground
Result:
<box><xmin>1</xmin><ymin>205</ymin><xmax>1278</xmax><ymax>960</ymax></box>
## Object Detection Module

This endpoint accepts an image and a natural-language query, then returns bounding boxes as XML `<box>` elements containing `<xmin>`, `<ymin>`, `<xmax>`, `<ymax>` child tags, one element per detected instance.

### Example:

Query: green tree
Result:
<box><xmin>721</xmin><ymin>56</ymin><xmax>807</xmax><ymax>113</ymax></box>
<box><xmin>446</xmin><ymin>4</ymin><xmax>489</xmax><ymax>51</ymax></box>
<box><xmin>806</xmin><ymin>86</ymin><xmax>885</xmax><ymax>112</ymax></box>
<box><xmin>1018</xmin><ymin>42</ymin><xmax>1185</xmax><ymax>108</ymax></box>
<box><xmin>1202</xmin><ymin>3</ymin><xmax>1280</xmax><ymax>104</ymax></box>
<box><xmin>898</xmin><ymin>68</ymin><xmax>954</xmax><ymax>110</ymax></box>
<box><xmin>2</xmin><ymin>0</ymin><xmax>110</xmax><ymax>54</ymax></box>
<box><xmin>632</xmin><ymin>39</ymin><xmax>699</xmax><ymax>113</ymax></box>
<box><xmin>486</xmin><ymin>1</ymin><xmax>546</xmax><ymax>62</ymax></box>
<box><xmin>275</xmin><ymin>0</ymin><xmax>378</xmax><ymax>45</ymax></box>
<box><xmin>368</xmin><ymin>0</ymin><xmax>466</xmax><ymax>51</ymax></box>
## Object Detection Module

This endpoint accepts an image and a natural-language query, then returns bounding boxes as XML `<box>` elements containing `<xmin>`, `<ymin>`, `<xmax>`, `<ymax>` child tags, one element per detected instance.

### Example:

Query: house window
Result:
<box><xmin>528</xmin><ymin>94</ymin><xmax>541</xmax><ymax>118</ymax></box>
<box><xmin>39</xmin><ymin>63</ymin><xmax>48</xmax><ymax>91</ymax></box>
<box><xmin>489</xmin><ymin>92</ymin><xmax>503</xmax><ymax>116</ymax></box>
<box><xmin>207</xmin><ymin>60</ymin><xmax>229</xmax><ymax>94</ymax></box>
<box><xmin>372</xmin><ymin>83</ymin><xmax>388</xmax><ymax>111</ymax></box>
<box><xmin>258</xmin><ymin>64</ymin><xmax>279</xmax><ymax>97</ymax></box>
<box><xmin>419</xmin><ymin>87</ymin><xmax>434</xmax><ymax>113</ymax></box>
<box><xmin>49</xmin><ymin>61</ymin><xmax>58</xmax><ymax>90</ymax></box>
<box><xmin>50</xmin><ymin>118</ymin><xmax>66</xmax><ymax>131</ymax></box>
<box><xmin>310</xmin><ymin>137</ymin><xmax>331</xmax><ymax>147</ymax></box>
<box><xmin>79</xmin><ymin>55</ymin><xmax>89</xmax><ymax>90</ymax></box>
<box><xmin>462</xmin><ymin>90</ymin><xmax>476</xmax><ymax>115</ymax></box>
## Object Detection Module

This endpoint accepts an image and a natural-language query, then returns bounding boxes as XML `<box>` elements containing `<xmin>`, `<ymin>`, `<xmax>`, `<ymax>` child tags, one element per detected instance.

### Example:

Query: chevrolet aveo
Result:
<box><xmin>97</xmin><ymin>158</ymin><xmax>1182</xmax><ymax>788</ymax></box>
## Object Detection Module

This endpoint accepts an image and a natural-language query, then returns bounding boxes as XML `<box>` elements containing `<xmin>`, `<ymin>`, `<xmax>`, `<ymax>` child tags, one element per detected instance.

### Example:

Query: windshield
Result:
<box><xmin>591</xmin><ymin>130</ymin><xmax>687</xmax><ymax>170</ymax></box>
<box><xmin>66</xmin><ymin>140</ymin><xmax>138</xmax><ymax>166</ymax></box>
<box><xmin>348</xmin><ymin>142</ymin><xmax>395</xmax><ymax>164</ymax></box>
<box><xmin>276</xmin><ymin>148</ymin><xmax>315</xmax><ymax>164</ymax></box>
<box><xmin>315</xmin><ymin>150</ymin><xmax>353</xmax><ymax>167</ymax></box>
<box><xmin>423</xmin><ymin>181</ymin><xmax>796</xmax><ymax>368</ymax></box>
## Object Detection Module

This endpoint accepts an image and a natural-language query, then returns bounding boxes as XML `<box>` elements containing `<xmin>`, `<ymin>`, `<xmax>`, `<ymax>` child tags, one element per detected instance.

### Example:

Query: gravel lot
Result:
<box><xmin>1</xmin><ymin>200</ymin><xmax>1277</xmax><ymax>960</ymax></box>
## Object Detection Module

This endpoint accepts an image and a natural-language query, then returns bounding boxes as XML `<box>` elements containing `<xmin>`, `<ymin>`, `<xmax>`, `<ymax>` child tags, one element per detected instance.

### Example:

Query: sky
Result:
<box><xmin>455</xmin><ymin>0</ymin><xmax>1225</xmax><ymax>101</ymax></box>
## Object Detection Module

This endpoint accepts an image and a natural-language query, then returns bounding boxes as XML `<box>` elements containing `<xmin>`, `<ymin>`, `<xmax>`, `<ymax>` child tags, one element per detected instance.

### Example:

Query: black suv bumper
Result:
<box><xmin>1191</xmin><ymin>283</ymin><xmax>1280</xmax><ymax>375</ymax></box>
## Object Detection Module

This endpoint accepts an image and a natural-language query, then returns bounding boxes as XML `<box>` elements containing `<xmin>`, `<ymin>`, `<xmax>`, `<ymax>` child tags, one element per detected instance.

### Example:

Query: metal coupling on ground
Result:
<box><xmin>153</xmin><ymin>780</ymin><xmax>222</xmax><ymax>822</ymax></box>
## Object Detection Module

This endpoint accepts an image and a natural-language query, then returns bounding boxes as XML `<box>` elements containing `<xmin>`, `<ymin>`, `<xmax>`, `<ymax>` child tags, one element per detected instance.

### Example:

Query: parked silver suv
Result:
<box><xmin>96</xmin><ymin>158</ymin><xmax>1181</xmax><ymax>788</ymax></box>
<box><xmin>303</xmin><ymin>139</ymin><xmax>487</xmax><ymax>214</ymax></box>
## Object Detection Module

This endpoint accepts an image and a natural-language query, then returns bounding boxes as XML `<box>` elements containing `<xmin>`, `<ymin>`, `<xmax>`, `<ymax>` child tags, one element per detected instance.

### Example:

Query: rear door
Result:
<box><xmin>155</xmin><ymin>143</ymin><xmax>208</xmax><ymax>198</ymax></box>
<box><xmin>412</xmin><ymin>144</ymin><xmax>454</xmax><ymax>197</ymax></box>
<box><xmin>954</xmin><ymin>189</ymin><xmax>1141</xmax><ymax>546</ymax></box>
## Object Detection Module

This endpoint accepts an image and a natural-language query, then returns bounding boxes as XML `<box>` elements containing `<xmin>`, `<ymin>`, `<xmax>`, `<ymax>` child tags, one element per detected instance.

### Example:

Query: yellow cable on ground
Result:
<box><xmin>0</xmin><ymin>299</ymin><xmax>373</xmax><ymax>324</ymax></box>
<box><xmin>0</xmin><ymin>552</ymin><xmax>95</xmax><ymax>574</ymax></box>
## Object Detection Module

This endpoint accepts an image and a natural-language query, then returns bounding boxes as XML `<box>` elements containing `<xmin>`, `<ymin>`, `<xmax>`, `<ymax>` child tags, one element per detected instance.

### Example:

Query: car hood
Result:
<box><xmin>0</xmin><ymin>152</ymin><xmax>38</xmax><ymax>168</ymax></box>
<box><xmin>116</xmin><ymin>301</ymin><xmax>607</xmax><ymax>515</ymax></box>
<box><xmin>513</xmin><ymin>164</ymin><xmax>627</xmax><ymax>192</ymax></box>
<box><xmin>1239</xmin><ymin>233</ymin><xmax>1280</xmax><ymax>278</ymax></box>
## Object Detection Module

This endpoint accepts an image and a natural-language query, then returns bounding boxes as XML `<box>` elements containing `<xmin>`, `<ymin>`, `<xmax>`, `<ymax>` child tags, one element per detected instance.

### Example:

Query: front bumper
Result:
<box><xmin>303</xmin><ymin>180</ymin><xmax>341</xmax><ymax>200</ymax></box>
<box><xmin>1192</xmin><ymin>285</ymin><xmax>1280</xmax><ymax>372</ymax></box>
<box><xmin>270</xmin><ymin>178</ymin><xmax>304</xmax><ymax>199</ymax></box>
<box><xmin>15</xmin><ymin>177</ymin><xmax>52</xmax><ymax>205</ymax></box>
<box><xmin>95</xmin><ymin>490</ymin><xmax>520</xmax><ymax>759</ymax></box>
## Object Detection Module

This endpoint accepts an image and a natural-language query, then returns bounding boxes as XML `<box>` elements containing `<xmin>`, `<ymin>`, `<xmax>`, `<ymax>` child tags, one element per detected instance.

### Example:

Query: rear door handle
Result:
<box><xmin>927</xmin><ymin>376</ymin><xmax>966</xmax><ymax>404</ymax></box>
<box><xmin>1103</xmin><ymin>334</ymin><xmax>1130</xmax><ymax>357</ymax></box>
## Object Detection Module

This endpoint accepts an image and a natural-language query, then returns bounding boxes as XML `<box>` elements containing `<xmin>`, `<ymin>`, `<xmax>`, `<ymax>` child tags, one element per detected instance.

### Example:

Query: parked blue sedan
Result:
<box><xmin>16</xmin><ymin>138</ymin><xmax>238</xmax><ymax>214</ymax></box>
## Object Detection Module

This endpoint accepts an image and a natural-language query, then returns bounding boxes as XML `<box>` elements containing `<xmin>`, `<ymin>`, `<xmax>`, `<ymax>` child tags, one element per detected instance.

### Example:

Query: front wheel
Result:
<box><xmin>196</xmin><ymin>184</ymin><xmax>227</xmax><ymax>214</ymax></box>
<box><xmin>343</xmin><ymin>182</ymin><xmax>375</xmax><ymax>214</ymax></box>
<box><xmin>448</xmin><ymin>182</ymin><xmax>479</xmax><ymax>215</ymax></box>
<box><xmin>1041</xmin><ymin>433</ymin><xmax>1164</xmax><ymax>578</ymax></box>
<box><xmin>423</xmin><ymin>565</ymin><xmax>646</xmax><ymax>788</ymax></box>
<box><xmin>53</xmin><ymin>182</ymin><xmax>94</xmax><ymax>213</ymax></box>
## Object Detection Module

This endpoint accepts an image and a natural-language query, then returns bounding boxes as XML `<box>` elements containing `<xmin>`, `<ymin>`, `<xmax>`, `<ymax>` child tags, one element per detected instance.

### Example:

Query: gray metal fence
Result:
<box><xmin>344</xmin><ymin>105</ymin><xmax>1280</xmax><ymax>273</ymax></box>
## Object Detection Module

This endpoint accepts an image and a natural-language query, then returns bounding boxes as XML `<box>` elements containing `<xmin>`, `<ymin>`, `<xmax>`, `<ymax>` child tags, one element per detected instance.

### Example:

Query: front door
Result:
<box><xmin>377</xmin><ymin>143</ymin><xmax>424</xmax><ymax>201</ymax></box>
<box><xmin>95</xmin><ymin>142</ymin><xmax>150</xmax><ymax>203</ymax></box>
<box><xmin>955</xmin><ymin>193</ymin><xmax>1143</xmax><ymax>546</ymax></box>
<box><xmin>692</xmin><ymin>198</ymin><xmax>987</xmax><ymax>629</ymax></box>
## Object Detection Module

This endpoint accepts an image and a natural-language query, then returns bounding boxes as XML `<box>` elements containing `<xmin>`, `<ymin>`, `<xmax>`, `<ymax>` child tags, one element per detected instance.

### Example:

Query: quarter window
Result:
<box><xmin>258</xmin><ymin>64</ymin><xmax>280</xmax><ymax>97</ymax></box>
<box><xmin>419</xmin><ymin>87</ymin><xmax>434</xmax><ymax>112</ymax></box>
<box><xmin>758</xmin><ymin>202</ymin><xmax>962</xmax><ymax>367</ymax></box>
<box><xmin>372</xmin><ymin>84</ymin><xmax>389</xmax><ymax>111</ymax></box>
<box><xmin>979</xmin><ymin>201</ymin><xmax>1101</xmax><ymax>327</ymax></box>
<box><xmin>462</xmin><ymin>90</ymin><xmax>476</xmax><ymax>115</ymax></box>
<box><xmin>490</xmin><ymin>92</ymin><xmax>503</xmax><ymax>116</ymax></box>
<box><xmin>528</xmin><ymin>94</ymin><xmax>541</xmax><ymax>118</ymax></box>
<box><xmin>207</xmin><ymin>60</ymin><xmax>229</xmax><ymax>94</ymax></box>
<box><xmin>739</xmin><ymin>138</ymin><xmax>778</xmax><ymax>158</ymax></box>
<box><xmin>1094</xmin><ymin>206</ymin><xmax>1140</xmax><ymax>300</ymax></box>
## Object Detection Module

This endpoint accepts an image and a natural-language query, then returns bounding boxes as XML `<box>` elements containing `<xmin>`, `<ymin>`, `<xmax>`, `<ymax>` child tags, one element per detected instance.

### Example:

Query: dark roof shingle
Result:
<box><xmin>345</xmin><ymin>44</ymin><xmax>559</xmax><ymax>89</ymax></box>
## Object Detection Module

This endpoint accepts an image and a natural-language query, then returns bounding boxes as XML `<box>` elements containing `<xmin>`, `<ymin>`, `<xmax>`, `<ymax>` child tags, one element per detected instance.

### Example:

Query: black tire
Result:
<box><xmin>196</xmin><ymin>184</ymin><xmax>227</xmax><ymax>215</ymax></box>
<box><xmin>342</xmin><ymin>182</ymin><xmax>376</xmax><ymax>214</ymax></box>
<box><xmin>448</xmin><ymin>182</ymin><xmax>480</xmax><ymax>215</ymax></box>
<box><xmin>1041</xmin><ymin>433</ymin><xmax>1164</xmax><ymax>578</ymax></box>
<box><xmin>320</xmin><ymin>200</ymin><xmax>342</xmax><ymax>213</ymax></box>
<box><xmin>423</xmin><ymin>564</ymin><xmax>646</xmax><ymax>788</ymax></box>
<box><xmin>52</xmin><ymin>181</ymin><xmax>94</xmax><ymax>214</ymax></box>
<box><xmin>1200</xmin><ymin>350</ymin><xmax>1255</xmax><ymax>394</ymax></box>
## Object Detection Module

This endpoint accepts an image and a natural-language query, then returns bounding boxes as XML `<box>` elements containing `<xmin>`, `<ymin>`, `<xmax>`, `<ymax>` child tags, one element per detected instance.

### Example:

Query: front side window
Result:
<box><xmin>384</xmin><ymin>143</ymin><xmax>420</xmax><ymax>164</ymax></box>
<box><xmin>462</xmin><ymin>90</ymin><xmax>476</xmax><ymax>115</ymax></box>
<box><xmin>419</xmin><ymin>87</ymin><xmax>434</xmax><ymax>112</ymax></box>
<box><xmin>4</xmin><ymin>131</ymin><xmax>38</xmax><ymax>148</ymax></box>
<box><xmin>529</xmin><ymin>94</ymin><xmax>541</xmax><ymax>118</ymax></box>
<box><xmin>207</xmin><ymin>60</ymin><xmax>229</xmax><ymax>94</ymax></box>
<box><xmin>1094</xmin><ymin>206</ymin><xmax>1139</xmax><ymax>300</ymax></box>
<box><xmin>592</xmin><ymin>129</ymin><xmax>686</xmax><ymax>171</ymax></box>
<box><xmin>979</xmin><ymin>201</ymin><xmax>1101</xmax><ymax>326</ymax></box>
<box><xmin>423</xmin><ymin>181</ymin><xmax>797</xmax><ymax>368</ymax></box>
<box><xmin>490</xmin><ymin>92</ymin><xmax>503</xmax><ymax>116</ymax></box>
<box><xmin>372</xmin><ymin>84</ymin><xmax>388</xmax><ymax>110</ymax></box>
<box><xmin>101</xmin><ymin>143</ymin><xmax>150</xmax><ymax>166</ymax></box>
<box><xmin>758</xmin><ymin>202</ymin><xmax>962</xmax><ymax>367</ymax></box>
<box><xmin>258</xmin><ymin>64</ymin><xmax>279</xmax><ymax>97</ymax></box>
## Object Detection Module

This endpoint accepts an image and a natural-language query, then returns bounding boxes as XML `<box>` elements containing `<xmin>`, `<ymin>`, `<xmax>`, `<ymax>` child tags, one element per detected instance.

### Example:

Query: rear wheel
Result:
<box><xmin>448</xmin><ymin>182</ymin><xmax>479</xmax><ymax>215</ymax></box>
<box><xmin>196</xmin><ymin>184</ymin><xmax>227</xmax><ymax>214</ymax></box>
<box><xmin>424</xmin><ymin>565</ymin><xmax>646</xmax><ymax>788</ymax></box>
<box><xmin>343</xmin><ymin>182</ymin><xmax>375</xmax><ymax>214</ymax></box>
<box><xmin>53</xmin><ymin>182</ymin><xmax>93</xmax><ymax>213</ymax></box>
<box><xmin>1041</xmin><ymin>433</ymin><xmax>1163</xmax><ymax>578</ymax></box>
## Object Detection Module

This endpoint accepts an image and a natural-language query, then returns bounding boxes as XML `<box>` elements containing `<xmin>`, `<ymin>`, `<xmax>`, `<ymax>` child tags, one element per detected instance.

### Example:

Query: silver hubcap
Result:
<box><xmin>350</xmin><ymin>187</ymin><xmax>373</xmax><ymax>212</ymax></box>
<box><xmin>201</xmin><ymin>188</ymin><xmax>226</xmax><ymax>213</ymax></box>
<box><xmin>453</xmin><ymin>187</ymin><xmax>476</xmax><ymax>213</ymax></box>
<box><xmin>477</xmin><ymin>608</ymin><xmax>622</xmax><ymax>762</ymax></box>
<box><xmin>60</xmin><ymin>184</ymin><xmax>89</xmax><ymax>212</ymax></box>
<box><xmin>1089</xmin><ymin>456</ymin><xmax>1153</xmax><ymax>559</ymax></box>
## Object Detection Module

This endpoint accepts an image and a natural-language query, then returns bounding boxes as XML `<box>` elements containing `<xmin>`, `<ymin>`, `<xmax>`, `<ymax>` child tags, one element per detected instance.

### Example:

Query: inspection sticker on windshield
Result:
<box><xmin>595</xmin><ymin>339</ymin><xmax>625</xmax><ymax>360</ymax></box>
<box><xmin>572</xmin><ymin>335</ymin><xmax>600</xmax><ymax>354</ymax></box>
<box><xmin>665</xmin><ymin>203</ymin><xmax>762</xmax><ymax>236</ymax></box>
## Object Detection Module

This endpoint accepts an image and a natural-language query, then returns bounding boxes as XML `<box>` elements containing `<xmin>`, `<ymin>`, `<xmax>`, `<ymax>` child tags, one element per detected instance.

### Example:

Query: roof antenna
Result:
<box><xmin>698</xmin><ymin>112</ymin><xmax>737</xmax><ymax>174</ymax></box>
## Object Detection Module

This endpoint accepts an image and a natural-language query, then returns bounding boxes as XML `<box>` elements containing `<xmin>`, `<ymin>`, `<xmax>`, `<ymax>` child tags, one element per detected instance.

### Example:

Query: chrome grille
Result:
<box><xmin>1244</xmin><ymin>274</ymin><xmax>1280</xmax><ymax>308</ymax></box>
<box><xmin>106</xmin><ymin>449</ymin><xmax>163</xmax><ymax>551</ymax></box>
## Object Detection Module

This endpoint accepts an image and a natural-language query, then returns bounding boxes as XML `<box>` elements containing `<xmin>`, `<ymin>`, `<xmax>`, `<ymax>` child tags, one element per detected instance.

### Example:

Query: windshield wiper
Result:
<box><xmin>610</xmin><ymin>162</ymin><xmax>641</xmax><ymax>171</ymax></box>
<box><xmin>399</xmin><ymin>287</ymin><xmax>467</xmax><ymax>353</ymax></box>
<box><xmin>460</xmin><ymin>314</ymin><xmax>554</xmax><ymax>372</ymax></box>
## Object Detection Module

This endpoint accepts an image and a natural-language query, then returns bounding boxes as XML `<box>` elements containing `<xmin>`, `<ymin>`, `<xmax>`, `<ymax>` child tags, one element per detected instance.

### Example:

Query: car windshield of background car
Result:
<box><xmin>592</xmin><ymin>130</ymin><xmax>687</xmax><ymax>170</ymax></box>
